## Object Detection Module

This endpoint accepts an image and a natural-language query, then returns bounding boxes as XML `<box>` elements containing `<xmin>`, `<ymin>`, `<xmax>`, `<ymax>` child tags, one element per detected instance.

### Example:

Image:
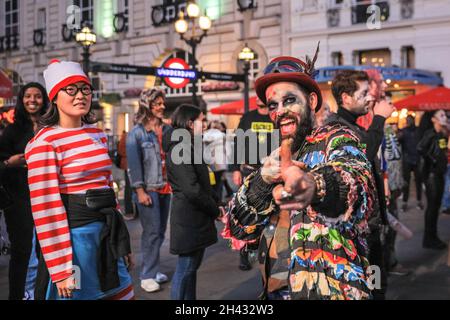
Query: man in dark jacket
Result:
<box><xmin>398</xmin><ymin>115</ymin><xmax>423</xmax><ymax>211</ymax></box>
<box><xmin>328</xmin><ymin>70</ymin><xmax>394</xmax><ymax>300</ymax></box>
<box><xmin>231</xmin><ymin>98</ymin><xmax>277</xmax><ymax>270</ymax></box>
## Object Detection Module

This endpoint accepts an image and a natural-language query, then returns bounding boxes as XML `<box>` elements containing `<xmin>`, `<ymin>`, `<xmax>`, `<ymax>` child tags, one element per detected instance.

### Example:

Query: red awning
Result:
<box><xmin>394</xmin><ymin>86</ymin><xmax>450</xmax><ymax>111</ymax></box>
<box><xmin>0</xmin><ymin>69</ymin><xmax>13</xmax><ymax>99</ymax></box>
<box><xmin>210</xmin><ymin>96</ymin><xmax>258</xmax><ymax>115</ymax></box>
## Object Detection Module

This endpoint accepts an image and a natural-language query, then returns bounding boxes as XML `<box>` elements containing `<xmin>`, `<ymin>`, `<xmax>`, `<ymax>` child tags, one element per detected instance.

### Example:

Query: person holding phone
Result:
<box><xmin>0</xmin><ymin>82</ymin><xmax>49</xmax><ymax>300</ymax></box>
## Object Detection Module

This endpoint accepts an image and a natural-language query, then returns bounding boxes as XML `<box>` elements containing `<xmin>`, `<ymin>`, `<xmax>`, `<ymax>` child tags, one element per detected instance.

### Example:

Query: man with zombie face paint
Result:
<box><xmin>328</xmin><ymin>69</ymin><xmax>396</xmax><ymax>299</ymax></box>
<box><xmin>222</xmin><ymin>49</ymin><xmax>377</xmax><ymax>300</ymax></box>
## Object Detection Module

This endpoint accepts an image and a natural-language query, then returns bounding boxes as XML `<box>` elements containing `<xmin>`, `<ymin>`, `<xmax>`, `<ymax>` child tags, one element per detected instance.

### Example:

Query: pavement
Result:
<box><xmin>1</xmin><ymin>175</ymin><xmax>450</xmax><ymax>300</ymax></box>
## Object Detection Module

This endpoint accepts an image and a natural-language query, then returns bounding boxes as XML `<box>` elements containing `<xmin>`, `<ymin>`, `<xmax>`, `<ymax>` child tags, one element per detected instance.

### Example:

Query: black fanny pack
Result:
<box><xmin>85</xmin><ymin>188</ymin><xmax>116</xmax><ymax>210</ymax></box>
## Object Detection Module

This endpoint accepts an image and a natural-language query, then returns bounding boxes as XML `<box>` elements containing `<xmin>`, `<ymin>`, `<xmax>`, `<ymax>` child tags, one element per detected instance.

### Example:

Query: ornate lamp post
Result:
<box><xmin>238</xmin><ymin>44</ymin><xmax>255</xmax><ymax>114</ymax></box>
<box><xmin>75</xmin><ymin>25</ymin><xmax>97</xmax><ymax>74</ymax></box>
<box><xmin>174</xmin><ymin>2</ymin><xmax>212</xmax><ymax>106</ymax></box>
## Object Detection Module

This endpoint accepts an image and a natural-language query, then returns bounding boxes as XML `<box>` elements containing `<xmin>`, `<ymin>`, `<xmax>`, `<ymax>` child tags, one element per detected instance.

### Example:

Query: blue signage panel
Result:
<box><xmin>315</xmin><ymin>66</ymin><xmax>443</xmax><ymax>86</ymax></box>
<box><xmin>156</xmin><ymin>67</ymin><xmax>197</xmax><ymax>79</ymax></box>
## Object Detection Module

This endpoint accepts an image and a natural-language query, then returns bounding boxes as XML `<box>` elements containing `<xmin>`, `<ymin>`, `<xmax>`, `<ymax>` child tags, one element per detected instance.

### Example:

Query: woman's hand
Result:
<box><xmin>124</xmin><ymin>253</ymin><xmax>135</xmax><ymax>272</ymax></box>
<box><xmin>6</xmin><ymin>153</ymin><xmax>26</xmax><ymax>167</ymax></box>
<box><xmin>56</xmin><ymin>276</ymin><xmax>76</xmax><ymax>299</ymax></box>
<box><xmin>136</xmin><ymin>188</ymin><xmax>152</xmax><ymax>206</ymax></box>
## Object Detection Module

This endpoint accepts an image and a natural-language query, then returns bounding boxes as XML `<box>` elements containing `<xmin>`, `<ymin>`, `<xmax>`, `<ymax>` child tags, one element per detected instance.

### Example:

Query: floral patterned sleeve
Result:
<box><xmin>307</xmin><ymin>126</ymin><xmax>376</xmax><ymax>234</ymax></box>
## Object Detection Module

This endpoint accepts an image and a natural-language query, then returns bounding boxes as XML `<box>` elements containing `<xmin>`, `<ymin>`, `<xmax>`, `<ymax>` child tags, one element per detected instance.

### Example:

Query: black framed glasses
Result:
<box><xmin>263</xmin><ymin>59</ymin><xmax>306</xmax><ymax>75</ymax></box>
<box><xmin>61</xmin><ymin>84</ymin><xmax>93</xmax><ymax>96</ymax></box>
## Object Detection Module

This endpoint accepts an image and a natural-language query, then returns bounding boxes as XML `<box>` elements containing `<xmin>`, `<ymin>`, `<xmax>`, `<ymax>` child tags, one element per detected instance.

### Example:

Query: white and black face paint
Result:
<box><xmin>266</xmin><ymin>82</ymin><xmax>314</xmax><ymax>152</ymax></box>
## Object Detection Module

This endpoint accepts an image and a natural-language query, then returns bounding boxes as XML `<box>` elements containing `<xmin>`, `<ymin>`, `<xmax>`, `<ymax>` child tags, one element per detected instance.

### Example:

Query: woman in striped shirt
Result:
<box><xmin>25</xmin><ymin>60</ymin><xmax>134</xmax><ymax>300</ymax></box>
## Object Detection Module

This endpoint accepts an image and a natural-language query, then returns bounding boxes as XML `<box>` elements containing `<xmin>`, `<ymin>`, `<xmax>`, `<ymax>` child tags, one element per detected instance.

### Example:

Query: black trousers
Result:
<box><xmin>424</xmin><ymin>174</ymin><xmax>445</xmax><ymax>241</ymax></box>
<box><xmin>402</xmin><ymin>161</ymin><xmax>422</xmax><ymax>203</ymax></box>
<box><xmin>368</xmin><ymin>228</ymin><xmax>388</xmax><ymax>300</ymax></box>
<box><xmin>3</xmin><ymin>188</ymin><xmax>34</xmax><ymax>300</ymax></box>
<box><xmin>123</xmin><ymin>170</ymin><xmax>133</xmax><ymax>214</ymax></box>
<box><xmin>212</xmin><ymin>171</ymin><xmax>225</xmax><ymax>204</ymax></box>
<box><xmin>385</xmin><ymin>189</ymin><xmax>402</xmax><ymax>269</ymax></box>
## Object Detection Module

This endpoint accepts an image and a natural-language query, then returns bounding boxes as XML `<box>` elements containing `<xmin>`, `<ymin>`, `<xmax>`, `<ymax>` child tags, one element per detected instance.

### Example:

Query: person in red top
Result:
<box><xmin>117</xmin><ymin>130</ymin><xmax>135</xmax><ymax>218</ymax></box>
<box><xmin>126</xmin><ymin>87</ymin><xmax>172</xmax><ymax>293</ymax></box>
<box><xmin>25</xmin><ymin>60</ymin><xmax>134</xmax><ymax>300</ymax></box>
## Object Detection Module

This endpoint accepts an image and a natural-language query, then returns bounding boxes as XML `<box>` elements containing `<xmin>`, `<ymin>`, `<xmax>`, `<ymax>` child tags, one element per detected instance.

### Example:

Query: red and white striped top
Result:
<box><xmin>25</xmin><ymin>124</ymin><xmax>114</xmax><ymax>283</ymax></box>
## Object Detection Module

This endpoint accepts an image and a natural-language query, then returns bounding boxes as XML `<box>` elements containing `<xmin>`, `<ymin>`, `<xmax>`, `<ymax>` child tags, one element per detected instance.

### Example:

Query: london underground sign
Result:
<box><xmin>162</xmin><ymin>58</ymin><xmax>192</xmax><ymax>89</ymax></box>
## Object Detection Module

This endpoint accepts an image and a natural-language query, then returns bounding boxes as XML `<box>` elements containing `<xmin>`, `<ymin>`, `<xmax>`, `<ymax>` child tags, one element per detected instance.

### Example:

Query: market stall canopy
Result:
<box><xmin>394</xmin><ymin>86</ymin><xmax>450</xmax><ymax>111</ymax></box>
<box><xmin>0</xmin><ymin>69</ymin><xmax>13</xmax><ymax>99</ymax></box>
<box><xmin>210</xmin><ymin>96</ymin><xmax>257</xmax><ymax>115</ymax></box>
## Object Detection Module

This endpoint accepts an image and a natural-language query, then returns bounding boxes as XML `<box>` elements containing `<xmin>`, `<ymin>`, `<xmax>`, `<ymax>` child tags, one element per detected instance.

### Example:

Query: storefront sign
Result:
<box><xmin>162</xmin><ymin>58</ymin><xmax>192</xmax><ymax>89</ymax></box>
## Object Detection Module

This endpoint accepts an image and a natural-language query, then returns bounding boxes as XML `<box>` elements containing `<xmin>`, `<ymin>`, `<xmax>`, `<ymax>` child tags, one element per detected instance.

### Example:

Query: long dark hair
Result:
<box><xmin>39</xmin><ymin>88</ymin><xmax>97</xmax><ymax>128</ymax></box>
<box><xmin>171</xmin><ymin>104</ymin><xmax>202</xmax><ymax>131</ymax></box>
<box><xmin>418</xmin><ymin>111</ymin><xmax>438</xmax><ymax>137</ymax></box>
<box><xmin>14</xmin><ymin>82</ymin><xmax>49</xmax><ymax>128</ymax></box>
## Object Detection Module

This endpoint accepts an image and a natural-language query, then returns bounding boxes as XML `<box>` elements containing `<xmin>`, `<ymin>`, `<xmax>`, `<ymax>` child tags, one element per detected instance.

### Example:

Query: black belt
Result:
<box><xmin>35</xmin><ymin>188</ymin><xmax>131</xmax><ymax>299</ymax></box>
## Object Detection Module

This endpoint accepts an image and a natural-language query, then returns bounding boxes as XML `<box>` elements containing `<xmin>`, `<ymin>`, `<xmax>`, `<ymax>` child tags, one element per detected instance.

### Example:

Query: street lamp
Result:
<box><xmin>174</xmin><ymin>2</ymin><xmax>212</xmax><ymax>106</ymax></box>
<box><xmin>76</xmin><ymin>25</ymin><xmax>97</xmax><ymax>74</ymax></box>
<box><xmin>238</xmin><ymin>44</ymin><xmax>255</xmax><ymax>114</ymax></box>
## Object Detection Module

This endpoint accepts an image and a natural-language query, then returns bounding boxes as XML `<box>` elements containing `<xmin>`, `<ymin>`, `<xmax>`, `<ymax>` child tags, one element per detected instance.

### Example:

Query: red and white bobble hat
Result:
<box><xmin>43</xmin><ymin>59</ymin><xmax>91</xmax><ymax>101</ymax></box>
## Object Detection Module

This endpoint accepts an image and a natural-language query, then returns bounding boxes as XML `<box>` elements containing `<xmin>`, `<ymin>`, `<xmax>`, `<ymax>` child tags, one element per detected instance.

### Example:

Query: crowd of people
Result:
<box><xmin>0</xmin><ymin>52</ymin><xmax>449</xmax><ymax>300</ymax></box>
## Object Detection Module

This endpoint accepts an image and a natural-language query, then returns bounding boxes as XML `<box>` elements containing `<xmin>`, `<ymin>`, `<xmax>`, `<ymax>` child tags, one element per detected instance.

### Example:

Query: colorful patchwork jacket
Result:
<box><xmin>223</xmin><ymin>123</ymin><xmax>376</xmax><ymax>300</ymax></box>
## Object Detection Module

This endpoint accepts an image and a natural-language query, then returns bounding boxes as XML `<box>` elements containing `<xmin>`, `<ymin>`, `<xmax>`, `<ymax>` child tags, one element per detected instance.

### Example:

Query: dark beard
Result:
<box><xmin>291</xmin><ymin>103</ymin><xmax>313</xmax><ymax>153</ymax></box>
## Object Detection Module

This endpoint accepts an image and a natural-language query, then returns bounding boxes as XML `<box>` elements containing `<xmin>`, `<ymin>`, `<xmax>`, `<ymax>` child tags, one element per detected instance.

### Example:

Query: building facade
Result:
<box><xmin>1</xmin><ymin>0</ymin><xmax>449</xmax><ymax>134</ymax></box>
<box><xmin>0</xmin><ymin>0</ymin><xmax>285</xmax><ymax>134</ymax></box>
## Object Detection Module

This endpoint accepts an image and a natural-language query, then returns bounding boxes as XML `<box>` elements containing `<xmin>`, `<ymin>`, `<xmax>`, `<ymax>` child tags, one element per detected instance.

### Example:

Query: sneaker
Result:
<box><xmin>122</xmin><ymin>213</ymin><xmax>136</xmax><ymax>221</ymax></box>
<box><xmin>423</xmin><ymin>238</ymin><xmax>447</xmax><ymax>250</ymax></box>
<box><xmin>416</xmin><ymin>202</ymin><xmax>424</xmax><ymax>210</ymax></box>
<box><xmin>155</xmin><ymin>272</ymin><xmax>168</xmax><ymax>284</ymax></box>
<box><xmin>239</xmin><ymin>249</ymin><xmax>252</xmax><ymax>271</ymax></box>
<box><xmin>141</xmin><ymin>278</ymin><xmax>160</xmax><ymax>292</ymax></box>
<box><xmin>388</xmin><ymin>264</ymin><xmax>411</xmax><ymax>276</ymax></box>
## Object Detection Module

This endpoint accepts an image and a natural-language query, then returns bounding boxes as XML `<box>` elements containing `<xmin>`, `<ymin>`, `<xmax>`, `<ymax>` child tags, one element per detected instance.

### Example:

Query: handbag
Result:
<box><xmin>0</xmin><ymin>185</ymin><xmax>13</xmax><ymax>210</ymax></box>
<box><xmin>85</xmin><ymin>188</ymin><xmax>117</xmax><ymax>210</ymax></box>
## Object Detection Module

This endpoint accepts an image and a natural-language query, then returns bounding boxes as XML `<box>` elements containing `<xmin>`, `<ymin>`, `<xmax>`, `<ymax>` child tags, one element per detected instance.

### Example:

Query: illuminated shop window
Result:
<box><xmin>358</xmin><ymin>49</ymin><xmax>391</xmax><ymax>67</ymax></box>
